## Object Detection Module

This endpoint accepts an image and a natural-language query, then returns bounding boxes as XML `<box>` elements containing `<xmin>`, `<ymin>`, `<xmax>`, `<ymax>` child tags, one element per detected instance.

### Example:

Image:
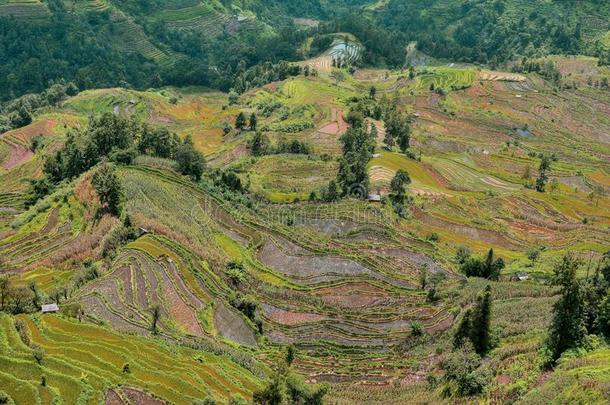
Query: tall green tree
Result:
<box><xmin>175</xmin><ymin>135</ymin><xmax>206</xmax><ymax>181</ymax></box>
<box><xmin>336</xmin><ymin>126</ymin><xmax>374</xmax><ymax>198</ymax></box>
<box><xmin>92</xmin><ymin>163</ymin><xmax>123</xmax><ymax>216</ymax></box>
<box><xmin>390</xmin><ymin>169</ymin><xmax>411</xmax><ymax>203</ymax></box>
<box><xmin>536</xmin><ymin>155</ymin><xmax>552</xmax><ymax>192</ymax></box>
<box><xmin>546</xmin><ymin>254</ymin><xmax>587</xmax><ymax>364</ymax></box>
<box><xmin>235</xmin><ymin>112</ymin><xmax>247</xmax><ymax>130</ymax></box>
<box><xmin>249</xmin><ymin>131</ymin><xmax>270</xmax><ymax>156</ymax></box>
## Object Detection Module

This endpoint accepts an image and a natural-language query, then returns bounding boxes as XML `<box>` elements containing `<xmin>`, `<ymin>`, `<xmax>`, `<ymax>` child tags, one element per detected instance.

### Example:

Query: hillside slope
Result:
<box><xmin>1</xmin><ymin>44</ymin><xmax>609</xmax><ymax>403</ymax></box>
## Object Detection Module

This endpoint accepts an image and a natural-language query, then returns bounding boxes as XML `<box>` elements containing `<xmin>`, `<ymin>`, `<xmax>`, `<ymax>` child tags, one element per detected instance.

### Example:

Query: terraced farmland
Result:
<box><xmin>0</xmin><ymin>313</ymin><xmax>263</xmax><ymax>404</ymax></box>
<box><xmin>0</xmin><ymin>51</ymin><xmax>608</xmax><ymax>404</ymax></box>
<box><xmin>0</xmin><ymin>0</ymin><xmax>50</xmax><ymax>18</ymax></box>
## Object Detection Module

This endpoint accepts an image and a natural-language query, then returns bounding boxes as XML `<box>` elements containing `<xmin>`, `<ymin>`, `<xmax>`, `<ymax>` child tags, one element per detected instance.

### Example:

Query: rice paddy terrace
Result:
<box><xmin>1</xmin><ymin>52</ymin><xmax>609</xmax><ymax>403</ymax></box>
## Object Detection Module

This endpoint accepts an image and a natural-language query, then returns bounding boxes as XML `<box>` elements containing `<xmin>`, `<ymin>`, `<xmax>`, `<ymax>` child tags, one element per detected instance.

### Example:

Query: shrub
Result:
<box><xmin>32</xmin><ymin>345</ymin><xmax>45</xmax><ymax>365</ymax></box>
<box><xmin>411</xmin><ymin>321</ymin><xmax>424</xmax><ymax>337</ymax></box>
<box><xmin>442</xmin><ymin>343</ymin><xmax>491</xmax><ymax>397</ymax></box>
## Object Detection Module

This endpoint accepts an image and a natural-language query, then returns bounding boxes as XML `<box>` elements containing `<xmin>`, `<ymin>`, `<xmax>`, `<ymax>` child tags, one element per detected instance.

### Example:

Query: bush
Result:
<box><xmin>442</xmin><ymin>343</ymin><xmax>491</xmax><ymax>397</ymax></box>
<box><xmin>32</xmin><ymin>345</ymin><xmax>45</xmax><ymax>365</ymax></box>
<box><xmin>411</xmin><ymin>321</ymin><xmax>424</xmax><ymax>337</ymax></box>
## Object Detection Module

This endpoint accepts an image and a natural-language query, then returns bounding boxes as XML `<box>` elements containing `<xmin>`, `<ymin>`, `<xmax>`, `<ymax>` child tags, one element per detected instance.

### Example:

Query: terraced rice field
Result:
<box><xmin>0</xmin><ymin>55</ymin><xmax>608</xmax><ymax>402</ymax></box>
<box><xmin>0</xmin><ymin>313</ymin><xmax>262</xmax><ymax>404</ymax></box>
<box><xmin>0</xmin><ymin>0</ymin><xmax>50</xmax><ymax>18</ymax></box>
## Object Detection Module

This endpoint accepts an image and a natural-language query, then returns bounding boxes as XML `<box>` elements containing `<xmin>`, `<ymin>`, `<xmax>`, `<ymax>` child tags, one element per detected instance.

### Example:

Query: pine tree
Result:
<box><xmin>390</xmin><ymin>169</ymin><xmax>411</xmax><ymax>203</ymax></box>
<box><xmin>469</xmin><ymin>285</ymin><xmax>492</xmax><ymax>355</ymax></box>
<box><xmin>249</xmin><ymin>131</ymin><xmax>269</xmax><ymax>156</ymax></box>
<box><xmin>536</xmin><ymin>155</ymin><xmax>552</xmax><ymax>192</ymax></box>
<box><xmin>546</xmin><ymin>254</ymin><xmax>587</xmax><ymax>364</ymax></box>
<box><xmin>249</xmin><ymin>113</ymin><xmax>257</xmax><ymax>131</ymax></box>
<box><xmin>175</xmin><ymin>135</ymin><xmax>206</xmax><ymax>181</ymax></box>
<box><xmin>235</xmin><ymin>112</ymin><xmax>247</xmax><ymax>130</ymax></box>
<box><xmin>92</xmin><ymin>163</ymin><xmax>123</xmax><ymax>215</ymax></box>
<box><xmin>383</xmin><ymin>127</ymin><xmax>394</xmax><ymax>150</ymax></box>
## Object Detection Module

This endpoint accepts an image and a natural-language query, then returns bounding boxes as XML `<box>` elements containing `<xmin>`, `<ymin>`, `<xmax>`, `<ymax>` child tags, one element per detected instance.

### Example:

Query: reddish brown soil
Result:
<box><xmin>121</xmin><ymin>387</ymin><xmax>169</xmax><ymax>405</ymax></box>
<box><xmin>105</xmin><ymin>389</ymin><xmax>125</xmax><ymax>405</ymax></box>
<box><xmin>268</xmin><ymin>309</ymin><xmax>326</xmax><ymax>326</ymax></box>
<box><xmin>318</xmin><ymin>107</ymin><xmax>349</xmax><ymax>135</ymax></box>
<box><xmin>1</xmin><ymin>139</ymin><xmax>32</xmax><ymax>170</ymax></box>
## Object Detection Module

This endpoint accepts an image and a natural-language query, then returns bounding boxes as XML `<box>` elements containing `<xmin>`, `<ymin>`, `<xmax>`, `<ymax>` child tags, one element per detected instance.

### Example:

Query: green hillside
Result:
<box><xmin>1</xmin><ymin>1</ymin><xmax>610</xmax><ymax>404</ymax></box>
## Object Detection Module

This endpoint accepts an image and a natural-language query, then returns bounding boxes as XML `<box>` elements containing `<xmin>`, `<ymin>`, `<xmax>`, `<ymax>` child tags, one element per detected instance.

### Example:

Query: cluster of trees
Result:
<box><xmin>511</xmin><ymin>58</ymin><xmax>562</xmax><ymax>85</ymax></box>
<box><xmin>0</xmin><ymin>81</ymin><xmax>78</xmax><ymax>132</ymax></box>
<box><xmin>457</xmin><ymin>247</ymin><xmax>505</xmax><ymax>280</ymax></box>
<box><xmin>545</xmin><ymin>252</ymin><xmax>610</xmax><ymax>364</ymax></box>
<box><xmin>383</xmin><ymin>108</ymin><xmax>411</xmax><ymax>153</ymax></box>
<box><xmin>30</xmin><ymin>113</ymin><xmax>205</xmax><ymax>207</ymax></box>
<box><xmin>248</xmin><ymin>131</ymin><xmax>312</xmax><ymax>157</ymax></box>
<box><xmin>334</xmin><ymin>113</ymin><xmax>376</xmax><ymax>198</ymax></box>
<box><xmin>342</xmin><ymin>91</ymin><xmax>411</xmax><ymax>156</ymax></box>
<box><xmin>444</xmin><ymin>285</ymin><xmax>494</xmax><ymax>396</ymax></box>
<box><xmin>231</xmin><ymin>61</ymin><xmax>301</xmax><ymax>94</ymax></box>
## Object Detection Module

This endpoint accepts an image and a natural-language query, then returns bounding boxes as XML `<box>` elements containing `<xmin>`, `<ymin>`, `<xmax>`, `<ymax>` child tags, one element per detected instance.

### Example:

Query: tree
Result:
<box><xmin>235</xmin><ymin>112</ymin><xmax>247</xmax><ymax>130</ymax></box>
<box><xmin>0</xmin><ymin>276</ymin><xmax>11</xmax><ymax>312</ymax></box>
<box><xmin>223</xmin><ymin>122</ymin><xmax>232</xmax><ymax>135</ymax></box>
<box><xmin>442</xmin><ymin>342</ymin><xmax>490</xmax><ymax>397</ymax></box>
<box><xmin>32</xmin><ymin>345</ymin><xmax>44</xmax><ymax>365</ymax></box>
<box><xmin>249</xmin><ymin>132</ymin><xmax>270</xmax><ymax>156</ymax></box>
<box><xmin>249</xmin><ymin>113</ymin><xmax>258</xmax><ymax>131</ymax></box>
<box><xmin>336</xmin><ymin>126</ymin><xmax>373</xmax><ymax>198</ymax></box>
<box><xmin>286</xmin><ymin>344</ymin><xmax>296</xmax><ymax>366</ymax></box>
<box><xmin>484</xmin><ymin>249</ymin><xmax>504</xmax><ymax>280</ymax></box>
<box><xmin>469</xmin><ymin>285</ymin><xmax>493</xmax><ymax>355</ymax></box>
<box><xmin>138</xmin><ymin>126</ymin><xmax>178</xmax><ymax>158</ymax></box>
<box><xmin>536</xmin><ymin>155</ymin><xmax>552</xmax><ymax>192</ymax></box>
<box><xmin>175</xmin><ymin>135</ymin><xmax>206</xmax><ymax>181</ymax></box>
<box><xmin>28</xmin><ymin>282</ymin><xmax>40</xmax><ymax>310</ymax></box>
<box><xmin>418</xmin><ymin>264</ymin><xmax>429</xmax><ymax>290</ymax></box>
<box><xmin>92</xmin><ymin>163</ymin><xmax>123</xmax><ymax>216</ymax></box>
<box><xmin>228</xmin><ymin>91</ymin><xmax>239</xmax><ymax>105</ymax></box>
<box><xmin>527</xmin><ymin>247</ymin><xmax>541</xmax><ymax>265</ymax></box>
<box><xmin>89</xmin><ymin>113</ymin><xmax>134</xmax><ymax>157</ymax></box>
<box><xmin>323</xmin><ymin>180</ymin><xmax>339</xmax><ymax>202</ymax></box>
<box><xmin>383</xmin><ymin>127</ymin><xmax>394</xmax><ymax>150</ymax></box>
<box><xmin>588</xmin><ymin>185</ymin><xmax>605</xmax><ymax>207</ymax></box>
<box><xmin>253</xmin><ymin>374</ymin><xmax>284</xmax><ymax>405</ymax></box>
<box><xmin>460</xmin><ymin>249</ymin><xmax>504</xmax><ymax>280</ymax></box>
<box><xmin>369</xmin><ymin>86</ymin><xmax>377</xmax><ymax>99</ymax></box>
<box><xmin>330</xmin><ymin>69</ymin><xmax>346</xmax><ymax>85</ymax></box>
<box><xmin>11</xmin><ymin>286</ymin><xmax>33</xmax><ymax>314</ymax></box>
<box><xmin>390</xmin><ymin>169</ymin><xmax>411</xmax><ymax>203</ymax></box>
<box><xmin>385</xmin><ymin>110</ymin><xmax>410</xmax><ymax>152</ymax></box>
<box><xmin>456</xmin><ymin>245</ymin><xmax>471</xmax><ymax>264</ymax></box>
<box><xmin>150</xmin><ymin>305</ymin><xmax>161</xmax><ymax>334</ymax></box>
<box><xmin>546</xmin><ymin>254</ymin><xmax>587</xmax><ymax>364</ymax></box>
<box><xmin>597</xmin><ymin>296</ymin><xmax>610</xmax><ymax>338</ymax></box>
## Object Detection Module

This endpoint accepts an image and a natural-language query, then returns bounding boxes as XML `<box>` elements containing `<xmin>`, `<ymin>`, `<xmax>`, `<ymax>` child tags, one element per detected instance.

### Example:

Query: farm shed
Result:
<box><xmin>42</xmin><ymin>303</ymin><xmax>59</xmax><ymax>313</ymax></box>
